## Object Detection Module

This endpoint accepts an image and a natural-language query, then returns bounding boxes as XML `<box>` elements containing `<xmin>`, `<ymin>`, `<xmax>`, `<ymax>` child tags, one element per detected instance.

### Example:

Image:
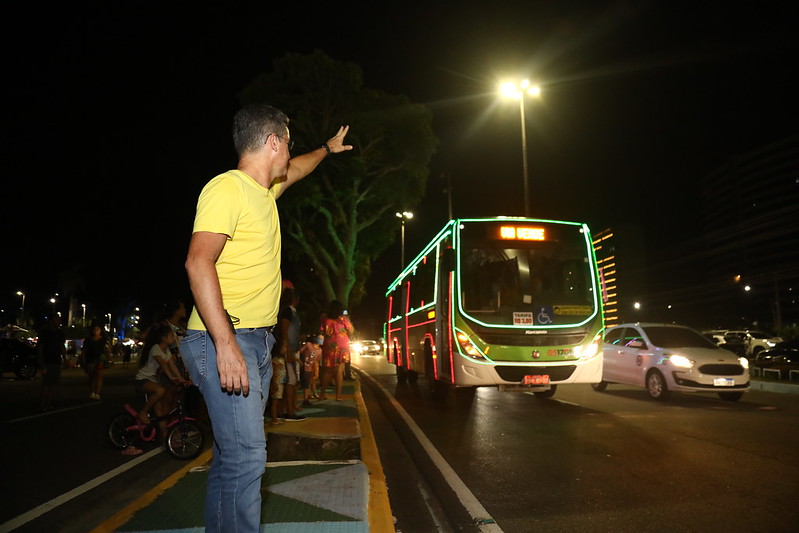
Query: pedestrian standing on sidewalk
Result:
<box><xmin>181</xmin><ymin>103</ymin><xmax>351</xmax><ymax>533</ymax></box>
<box><xmin>275</xmin><ymin>286</ymin><xmax>304</xmax><ymax>421</ymax></box>
<box><xmin>37</xmin><ymin>314</ymin><xmax>65</xmax><ymax>411</ymax></box>
<box><xmin>80</xmin><ymin>324</ymin><xmax>110</xmax><ymax>400</ymax></box>
<box><xmin>319</xmin><ymin>300</ymin><xmax>354</xmax><ymax>401</ymax></box>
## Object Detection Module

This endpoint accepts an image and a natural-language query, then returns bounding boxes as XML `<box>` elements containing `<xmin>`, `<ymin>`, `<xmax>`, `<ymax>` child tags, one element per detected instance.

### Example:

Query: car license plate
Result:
<box><xmin>713</xmin><ymin>378</ymin><xmax>734</xmax><ymax>387</ymax></box>
<box><xmin>523</xmin><ymin>375</ymin><xmax>550</xmax><ymax>385</ymax></box>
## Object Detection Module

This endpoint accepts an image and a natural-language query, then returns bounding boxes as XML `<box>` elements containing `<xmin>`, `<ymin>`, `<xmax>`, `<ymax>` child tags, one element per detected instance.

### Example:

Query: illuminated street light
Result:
<box><xmin>50</xmin><ymin>296</ymin><xmax>57</xmax><ymax>316</ymax></box>
<box><xmin>500</xmin><ymin>79</ymin><xmax>541</xmax><ymax>217</ymax></box>
<box><xmin>82</xmin><ymin>304</ymin><xmax>87</xmax><ymax>326</ymax></box>
<box><xmin>395</xmin><ymin>211</ymin><xmax>414</xmax><ymax>270</ymax></box>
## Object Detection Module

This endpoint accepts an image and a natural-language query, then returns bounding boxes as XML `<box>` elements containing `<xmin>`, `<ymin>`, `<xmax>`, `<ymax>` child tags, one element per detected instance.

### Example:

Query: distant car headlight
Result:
<box><xmin>766</xmin><ymin>341</ymin><xmax>776</xmax><ymax>347</ymax></box>
<box><xmin>351</xmin><ymin>342</ymin><xmax>362</xmax><ymax>353</ymax></box>
<box><xmin>739</xmin><ymin>357</ymin><xmax>750</xmax><ymax>369</ymax></box>
<box><xmin>669</xmin><ymin>354</ymin><xmax>694</xmax><ymax>368</ymax></box>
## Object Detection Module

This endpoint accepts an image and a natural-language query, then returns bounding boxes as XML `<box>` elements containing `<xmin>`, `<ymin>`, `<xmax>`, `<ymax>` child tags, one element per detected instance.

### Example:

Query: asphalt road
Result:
<box><xmin>355</xmin><ymin>354</ymin><xmax>799</xmax><ymax>533</ymax></box>
<box><xmin>3</xmin><ymin>355</ymin><xmax>797</xmax><ymax>532</ymax></box>
<box><xmin>0</xmin><ymin>362</ymin><xmax>207</xmax><ymax>533</ymax></box>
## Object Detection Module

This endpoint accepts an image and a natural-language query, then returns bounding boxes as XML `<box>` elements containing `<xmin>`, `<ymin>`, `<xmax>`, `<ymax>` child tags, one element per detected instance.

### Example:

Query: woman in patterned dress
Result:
<box><xmin>319</xmin><ymin>300</ymin><xmax>354</xmax><ymax>401</ymax></box>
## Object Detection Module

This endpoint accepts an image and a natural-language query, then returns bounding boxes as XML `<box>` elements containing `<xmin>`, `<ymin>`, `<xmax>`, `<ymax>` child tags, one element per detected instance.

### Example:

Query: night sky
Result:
<box><xmin>2</xmin><ymin>1</ymin><xmax>796</xmax><ymax>328</ymax></box>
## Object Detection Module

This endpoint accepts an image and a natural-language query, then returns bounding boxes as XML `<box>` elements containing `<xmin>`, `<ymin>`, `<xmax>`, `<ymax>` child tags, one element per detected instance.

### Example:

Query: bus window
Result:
<box><xmin>459</xmin><ymin>238</ymin><xmax>594</xmax><ymax>325</ymax></box>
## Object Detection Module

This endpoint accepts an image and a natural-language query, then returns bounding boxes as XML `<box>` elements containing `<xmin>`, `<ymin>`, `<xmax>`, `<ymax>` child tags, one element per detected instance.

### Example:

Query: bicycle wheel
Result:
<box><xmin>108</xmin><ymin>413</ymin><xmax>138</xmax><ymax>449</ymax></box>
<box><xmin>166</xmin><ymin>420</ymin><xmax>204</xmax><ymax>460</ymax></box>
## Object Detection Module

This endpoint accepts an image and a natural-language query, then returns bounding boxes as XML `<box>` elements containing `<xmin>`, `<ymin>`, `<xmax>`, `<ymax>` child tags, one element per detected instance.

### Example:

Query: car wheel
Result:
<box><xmin>15</xmin><ymin>361</ymin><xmax>37</xmax><ymax>380</ymax></box>
<box><xmin>591</xmin><ymin>381</ymin><xmax>608</xmax><ymax>392</ymax></box>
<box><xmin>646</xmin><ymin>370</ymin><xmax>670</xmax><ymax>400</ymax></box>
<box><xmin>533</xmin><ymin>385</ymin><xmax>557</xmax><ymax>399</ymax></box>
<box><xmin>718</xmin><ymin>391</ymin><xmax>744</xmax><ymax>402</ymax></box>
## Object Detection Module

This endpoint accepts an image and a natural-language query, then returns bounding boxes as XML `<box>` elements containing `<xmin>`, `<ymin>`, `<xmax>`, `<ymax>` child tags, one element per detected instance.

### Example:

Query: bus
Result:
<box><xmin>384</xmin><ymin>217</ymin><xmax>604</xmax><ymax>397</ymax></box>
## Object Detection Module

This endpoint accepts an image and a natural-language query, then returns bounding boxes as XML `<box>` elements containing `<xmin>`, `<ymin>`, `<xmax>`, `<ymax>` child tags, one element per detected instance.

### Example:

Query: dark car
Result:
<box><xmin>755</xmin><ymin>339</ymin><xmax>799</xmax><ymax>367</ymax></box>
<box><xmin>0</xmin><ymin>338</ymin><xmax>39</xmax><ymax>379</ymax></box>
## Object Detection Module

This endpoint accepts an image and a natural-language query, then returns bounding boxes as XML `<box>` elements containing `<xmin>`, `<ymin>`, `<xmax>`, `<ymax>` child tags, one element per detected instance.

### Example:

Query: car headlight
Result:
<box><xmin>668</xmin><ymin>354</ymin><xmax>694</xmax><ymax>368</ymax></box>
<box><xmin>739</xmin><ymin>356</ymin><xmax>750</xmax><ymax>369</ymax></box>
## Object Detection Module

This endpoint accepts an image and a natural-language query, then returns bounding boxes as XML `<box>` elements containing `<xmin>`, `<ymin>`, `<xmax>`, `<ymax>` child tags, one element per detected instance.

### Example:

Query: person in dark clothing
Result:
<box><xmin>81</xmin><ymin>324</ymin><xmax>110</xmax><ymax>400</ymax></box>
<box><xmin>37</xmin><ymin>315</ymin><xmax>65</xmax><ymax>410</ymax></box>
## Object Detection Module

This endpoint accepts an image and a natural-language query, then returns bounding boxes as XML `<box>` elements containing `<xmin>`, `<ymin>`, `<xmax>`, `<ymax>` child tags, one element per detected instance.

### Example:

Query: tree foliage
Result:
<box><xmin>239</xmin><ymin>51</ymin><xmax>437</xmax><ymax>310</ymax></box>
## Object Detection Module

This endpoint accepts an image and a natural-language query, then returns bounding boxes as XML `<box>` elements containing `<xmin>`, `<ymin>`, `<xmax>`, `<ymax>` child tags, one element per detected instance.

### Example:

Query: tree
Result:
<box><xmin>239</xmin><ymin>51</ymin><xmax>438</xmax><ymax>310</ymax></box>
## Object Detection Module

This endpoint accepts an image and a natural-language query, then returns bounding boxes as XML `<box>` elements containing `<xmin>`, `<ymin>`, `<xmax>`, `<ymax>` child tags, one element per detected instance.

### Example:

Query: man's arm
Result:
<box><xmin>185</xmin><ymin>231</ymin><xmax>250</xmax><ymax>395</ymax></box>
<box><xmin>276</xmin><ymin>125</ymin><xmax>352</xmax><ymax>198</ymax></box>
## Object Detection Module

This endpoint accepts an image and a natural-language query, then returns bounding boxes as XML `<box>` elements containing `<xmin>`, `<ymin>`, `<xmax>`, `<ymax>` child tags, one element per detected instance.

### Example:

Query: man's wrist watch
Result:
<box><xmin>320</xmin><ymin>143</ymin><xmax>331</xmax><ymax>155</ymax></box>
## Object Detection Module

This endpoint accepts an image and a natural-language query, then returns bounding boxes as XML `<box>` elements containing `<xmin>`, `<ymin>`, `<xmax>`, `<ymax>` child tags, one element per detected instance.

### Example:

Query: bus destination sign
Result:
<box><xmin>499</xmin><ymin>225</ymin><xmax>546</xmax><ymax>241</ymax></box>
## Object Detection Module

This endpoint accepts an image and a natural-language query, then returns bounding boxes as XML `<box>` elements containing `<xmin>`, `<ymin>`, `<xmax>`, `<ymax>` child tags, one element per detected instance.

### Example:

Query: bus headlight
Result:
<box><xmin>575</xmin><ymin>332</ymin><xmax>602</xmax><ymax>360</ymax></box>
<box><xmin>456</xmin><ymin>332</ymin><xmax>485</xmax><ymax>360</ymax></box>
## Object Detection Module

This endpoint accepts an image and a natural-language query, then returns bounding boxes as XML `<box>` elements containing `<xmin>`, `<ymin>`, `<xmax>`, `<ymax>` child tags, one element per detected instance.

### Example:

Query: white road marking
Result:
<box><xmin>5</xmin><ymin>401</ymin><xmax>103</xmax><ymax>424</ymax></box>
<box><xmin>361</xmin><ymin>370</ymin><xmax>504</xmax><ymax>533</ymax></box>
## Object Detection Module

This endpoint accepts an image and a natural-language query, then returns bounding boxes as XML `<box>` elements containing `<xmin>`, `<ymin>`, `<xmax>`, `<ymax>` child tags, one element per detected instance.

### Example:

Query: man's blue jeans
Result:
<box><xmin>181</xmin><ymin>327</ymin><xmax>274</xmax><ymax>533</ymax></box>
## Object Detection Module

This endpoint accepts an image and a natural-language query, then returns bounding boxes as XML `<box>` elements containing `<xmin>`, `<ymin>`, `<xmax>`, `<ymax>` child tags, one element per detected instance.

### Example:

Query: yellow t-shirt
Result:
<box><xmin>187</xmin><ymin>170</ymin><xmax>283</xmax><ymax>330</ymax></box>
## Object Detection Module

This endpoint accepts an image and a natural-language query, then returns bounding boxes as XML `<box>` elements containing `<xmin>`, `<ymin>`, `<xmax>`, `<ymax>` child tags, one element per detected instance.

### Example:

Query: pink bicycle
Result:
<box><xmin>107</xmin><ymin>392</ymin><xmax>204</xmax><ymax>460</ymax></box>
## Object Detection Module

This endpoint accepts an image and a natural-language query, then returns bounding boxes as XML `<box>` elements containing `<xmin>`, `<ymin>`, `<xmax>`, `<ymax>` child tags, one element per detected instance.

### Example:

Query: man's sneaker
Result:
<box><xmin>283</xmin><ymin>414</ymin><xmax>306</xmax><ymax>421</ymax></box>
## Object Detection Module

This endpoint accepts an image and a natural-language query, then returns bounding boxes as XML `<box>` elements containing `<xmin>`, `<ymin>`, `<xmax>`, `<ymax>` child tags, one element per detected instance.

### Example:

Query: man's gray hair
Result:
<box><xmin>232</xmin><ymin>104</ymin><xmax>289</xmax><ymax>157</ymax></box>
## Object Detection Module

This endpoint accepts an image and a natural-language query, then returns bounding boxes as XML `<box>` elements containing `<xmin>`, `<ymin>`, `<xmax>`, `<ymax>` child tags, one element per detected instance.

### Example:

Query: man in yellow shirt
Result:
<box><xmin>181</xmin><ymin>104</ymin><xmax>351</xmax><ymax>533</ymax></box>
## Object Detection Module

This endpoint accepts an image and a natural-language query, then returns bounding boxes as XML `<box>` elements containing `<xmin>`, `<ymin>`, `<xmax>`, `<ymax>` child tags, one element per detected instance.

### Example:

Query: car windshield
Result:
<box><xmin>643</xmin><ymin>326</ymin><xmax>719</xmax><ymax>349</ymax></box>
<box><xmin>748</xmin><ymin>332</ymin><xmax>770</xmax><ymax>339</ymax></box>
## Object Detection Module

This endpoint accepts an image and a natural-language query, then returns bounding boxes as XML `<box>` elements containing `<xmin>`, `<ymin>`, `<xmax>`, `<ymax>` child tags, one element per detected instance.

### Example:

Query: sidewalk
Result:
<box><xmin>92</xmin><ymin>376</ymin><xmax>393</xmax><ymax>532</ymax></box>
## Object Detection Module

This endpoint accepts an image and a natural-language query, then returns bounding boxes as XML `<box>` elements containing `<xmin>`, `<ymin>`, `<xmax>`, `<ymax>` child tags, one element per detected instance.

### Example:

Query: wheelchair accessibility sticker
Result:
<box><xmin>535</xmin><ymin>306</ymin><xmax>554</xmax><ymax>325</ymax></box>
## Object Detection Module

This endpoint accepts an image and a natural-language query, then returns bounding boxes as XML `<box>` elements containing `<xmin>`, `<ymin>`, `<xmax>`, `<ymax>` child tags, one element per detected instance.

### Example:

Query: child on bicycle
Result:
<box><xmin>135</xmin><ymin>321</ymin><xmax>188</xmax><ymax>440</ymax></box>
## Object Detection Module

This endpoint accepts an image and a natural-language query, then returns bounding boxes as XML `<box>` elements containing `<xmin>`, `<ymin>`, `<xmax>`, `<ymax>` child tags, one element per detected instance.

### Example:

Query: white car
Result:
<box><xmin>743</xmin><ymin>330</ymin><xmax>783</xmax><ymax>357</ymax></box>
<box><xmin>350</xmin><ymin>340</ymin><xmax>382</xmax><ymax>356</ymax></box>
<box><xmin>594</xmin><ymin>323</ymin><xmax>750</xmax><ymax>401</ymax></box>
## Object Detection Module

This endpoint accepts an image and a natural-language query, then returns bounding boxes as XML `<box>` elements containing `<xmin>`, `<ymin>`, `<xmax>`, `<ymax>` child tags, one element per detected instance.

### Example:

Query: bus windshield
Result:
<box><xmin>459</xmin><ymin>226</ymin><xmax>596</xmax><ymax>326</ymax></box>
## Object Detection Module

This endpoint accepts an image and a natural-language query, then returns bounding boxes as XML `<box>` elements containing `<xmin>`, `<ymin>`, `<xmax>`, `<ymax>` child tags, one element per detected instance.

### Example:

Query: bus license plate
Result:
<box><xmin>523</xmin><ymin>375</ymin><xmax>550</xmax><ymax>385</ymax></box>
<box><xmin>713</xmin><ymin>378</ymin><xmax>734</xmax><ymax>387</ymax></box>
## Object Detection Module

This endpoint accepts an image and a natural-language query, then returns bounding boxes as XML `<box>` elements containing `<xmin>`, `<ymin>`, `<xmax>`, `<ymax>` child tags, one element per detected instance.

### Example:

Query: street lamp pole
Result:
<box><xmin>501</xmin><ymin>80</ymin><xmax>541</xmax><ymax>217</ymax></box>
<box><xmin>518</xmin><ymin>93</ymin><xmax>530</xmax><ymax>217</ymax></box>
<box><xmin>16</xmin><ymin>291</ymin><xmax>25</xmax><ymax>325</ymax></box>
<box><xmin>395</xmin><ymin>211</ymin><xmax>414</xmax><ymax>270</ymax></box>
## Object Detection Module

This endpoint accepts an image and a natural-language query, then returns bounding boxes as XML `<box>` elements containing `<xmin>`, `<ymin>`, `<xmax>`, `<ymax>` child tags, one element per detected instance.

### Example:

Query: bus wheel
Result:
<box><xmin>591</xmin><ymin>381</ymin><xmax>608</xmax><ymax>392</ymax></box>
<box><xmin>533</xmin><ymin>385</ymin><xmax>557</xmax><ymax>399</ymax></box>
